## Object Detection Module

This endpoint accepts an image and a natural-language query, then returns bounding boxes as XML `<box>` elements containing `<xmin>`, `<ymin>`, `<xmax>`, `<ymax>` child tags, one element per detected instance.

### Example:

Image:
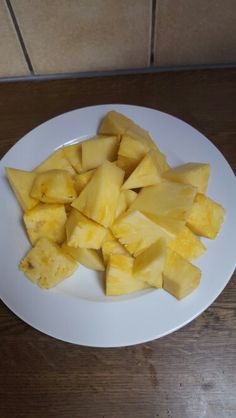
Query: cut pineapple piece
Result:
<box><xmin>163</xmin><ymin>249</ymin><xmax>201</xmax><ymax>299</ymax></box>
<box><xmin>123</xmin><ymin>189</ymin><xmax>137</xmax><ymax>206</ymax></box>
<box><xmin>5</xmin><ymin>167</ymin><xmax>38</xmax><ymax>212</ymax></box>
<box><xmin>81</xmin><ymin>135</ymin><xmax>119</xmax><ymax>171</ymax></box>
<box><xmin>66</xmin><ymin>209</ymin><xmax>107</xmax><ymax>249</ymax></box>
<box><xmin>31</xmin><ymin>169</ymin><xmax>77</xmax><ymax>204</ymax></box>
<box><xmin>62</xmin><ymin>242</ymin><xmax>104</xmax><ymax>271</ymax></box>
<box><xmin>116</xmin><ymin>155</ymin><xmax>139</xmax><ymax>178</ymax></box>
<box><xmin>125</xmin><ymin>129</ymin><xmax>170</xmax><ymax>173</ymax></box>
<box><xmin>102</xmin><ymin>231</ymin><xmax>129</xmax><ymax>265</ymax></box>
<box><xmin>63</xmin><ymin>143</ymin><xmax>82</xmax><ymax>173</ymax></box>
<box><xmin>99</xmin><ymin>111</ymin><xmax>131</xmax><ymax>136</ymax></box>
<box><xmin>73</xmin><ymin>169</ymin><xmax>95</xmax><ymax>194</ymax></box>
<box><xmin>114</xmin><ymin>189</ymin><xmax>138</xmax><ymax>219</ymax></box>
<box><xmin>23</xmin><ymin>203</ymin><xmax>67</xmax><ymax>245</ymax></box>
<box><xmin>164</xmin><ymin>163</ymin><xmax>210</xmax><ymax>193</ymax></box>
<box><xmin>115</xmin><ymin>191</ymin><xmax>128</xmax><ymax>219</ymax></box>
<box><xmin>106</xmin><ymin>254</ymin><xmax>149</xmax><ymax>296</ymax></box>
<box><xmin>118</xmin><ymin>134</ymin><xmax>148</xmax><ymax>160</ymax></box>
<box><xmin>122</xmin><ymin>151</ymin><xmax>161</xmax><ymax>190</ymax></box>
<box><xmin>134</xmin><ymin>238</ymin><xmax>166</xmax><ymax>288</ymax></box>
<box><xmin>187</xmin><ymin>193</ymin><xmax>225</xmax><ymax>239</ymax></box>
<box><xmin>19</xmin><ymin>237</ymin><xmax>77</xmax><ymax>288</ymax></box>
<box><xmin>129</xmin><ymin>180</ymin><xmax>197</xmax><ymax>221</ymax></box>
<box><xmin>111</xmin><ymin>210</ymin><xmax>173</xmax><ymax>256</ymax></box>
<box><xmin>34</xmin><ymin>148</ymin><xmax>75</xmax><ymax>175</ymax></box>
<box><xmin>99</xmin><ymin>110</ymin><xmax>160</xmax><ymax>153</ymax></box>
<box><xmin>72</xmin><ymin>161</ymin><xmax>124</xmax><ymax>227</ymax></box>
<box><xmin>168</xmin><ymin>226</ymin><xmax>206</xmax><ymax>260</ymax></box>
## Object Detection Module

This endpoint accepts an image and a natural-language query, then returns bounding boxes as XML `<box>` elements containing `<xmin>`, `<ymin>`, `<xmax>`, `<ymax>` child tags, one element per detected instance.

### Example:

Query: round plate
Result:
<box><xmin>0</xmin><ymin>104</ymin><xmax>235</xmax><ymax>347</ymax></box>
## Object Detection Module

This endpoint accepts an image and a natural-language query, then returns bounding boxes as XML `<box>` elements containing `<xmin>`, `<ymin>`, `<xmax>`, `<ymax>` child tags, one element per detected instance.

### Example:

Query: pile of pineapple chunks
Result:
<box><xmin>6</xmin><ymin>111</ymin><xmax>225</xmax><ymax>299</ymax></box>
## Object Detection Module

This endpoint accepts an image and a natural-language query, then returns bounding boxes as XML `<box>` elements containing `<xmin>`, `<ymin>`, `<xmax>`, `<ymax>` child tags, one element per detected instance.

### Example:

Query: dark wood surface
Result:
<box><xmin>0</xmin><ymin>69</ymin><xmax>235</xmax><ymax>418</ymax></box>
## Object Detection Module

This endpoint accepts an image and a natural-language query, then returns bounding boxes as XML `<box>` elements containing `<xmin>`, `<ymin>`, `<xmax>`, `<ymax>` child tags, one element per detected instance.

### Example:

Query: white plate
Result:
<box><xmin>0</xmin><ymin>104</ymin><xmax>236</xmax><ymax>347</ymax></box>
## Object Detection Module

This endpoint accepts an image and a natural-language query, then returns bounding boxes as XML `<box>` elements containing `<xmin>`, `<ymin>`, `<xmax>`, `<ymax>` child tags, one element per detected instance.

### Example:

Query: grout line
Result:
<box><xmin>0</xmin><ymin>63</ymin><xmax>235</xmax><ymax>84</ymax></box>
<box><xmin>150</xmin><ymin>0</ymin><xmax>157</xmax><ymax>66</ymax></box>
<box><xmin>5</xmin><ymin>0</ymin><xmax>34</xmax><ymax>74</ymax></box>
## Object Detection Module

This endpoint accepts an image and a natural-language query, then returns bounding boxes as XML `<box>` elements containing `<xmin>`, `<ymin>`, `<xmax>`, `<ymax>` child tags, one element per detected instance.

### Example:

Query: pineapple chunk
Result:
<box><xmin>149</xmin><ymin>147</ymin><xmax>170</xmax><ymax>173</ymax></box>
<box><xmin>116</xmin><ymin>155</ymin><xmax>139</xmax><ymax>178</ymax></box>
<box><xmin>111</xmin><ymin>210</ymin><xmax>173</xmax><ymax>257</ymax></box>
<box><xmin>168</xmin><ymin>226</ymin><xmax>206</xmax><ymax>260</ymax></box>
<box><xmin>73</xmin><ymin>169</ymin><xmax>95</xmax><ymax>194</ymax></box>
<box><xmin>114</xmin><ymin>189</ymin><xmax>137</xmax><ymax>219</ymax></box>
<box><xmin>187</xmin><ymin>193</ymin><xmax>225</xmax><ymax>239</ymax></box>
<box><xmin>134</xmin><ymin>238</ymin><xmax>166</xmax><ymax>288</ymax></box>
<box><xmin>99</xmin><ymin>111</ymin><xmax>131</xmax><ymax>136</ymax></box>
<box><xmin>19</xmin><ymin>237</ymin><xmax>77</xmax><ymax>288</ymax></box>
<box><xmin>129</xmin><ymin>180</ymin><xmax>197</xmax><ymax>221</ymax></box>
<box><xmin>72</xmin><ymin>161</ymin><xmax>125</xmax><ymax>227</ymax></box>
<box><xmin>66</xmin><ymin>209</ymin><xmax>107</xmax><ymax>249</ymax></box>
<box><xmin>115</xmin><ymin>191</ymin><xmax>128</xmax><ymax>219</ymax></box>
<box><xmin>164</xmin><ymin>163</ymin><xmax>210</xmax><ymax>193</ymax></box>
<box><xmin>122</xmin><ymin>151</ymin><xmax>161</xmax><ymax>190</ymax></box>
<box><xmin>81</xmin><ymin>135</ymin><xmax>119</xmax><ymax>171</ymax></box>
<box><xmin>123</xmin><ymin>189</ymin><xmax>137</xmax><ymax>207</ymax></box>
<box><xmin>31</xmin><ymin>169</ymin><xmax>77</xmax><ymax>204</ymax></box>
<box><xmin>163</xmin><ymin>249</ymin><xmax>201</xmax><ymax>299</ymax></box>
<box><xmin>5</xmin><ymin>167</ymin><xmax>38</xmax><ymax>212</ymax></box>
<box><xmin>102</xmin><ymin>230</ymin><xmax>129</xmax><ymax>265</ymax></box>
<box><xmin>106</xmin><ymin>254</ymin><xmax>149</xmax><ymax>296</ymax></box>
<box><xmin>118</xmin><ymin>134</ymin><xmax>148</xmax><ymax>160</ymax></box>
<box><xmin>63</xmin><ymin>143</ymin><xmax>82</xmax><ymax>173</ymax></box>
<box><xmin>23</xmin><ymin>203</ymin><xmax>67</xmax><ymax>245</ymax></box>
<box><xmin>99</xmin><ymin>110</ymin><xmax>159</xmax><ymax>150</ymax></box>
<box><xmin>34</xmin><ymin>148</ymin><xmax>75</xmax><ymax>175</ymax></box>
<box><xmin>62</xmin><ymin>242</ymin><xmax>104</xmax><ymax>271</ymax></box>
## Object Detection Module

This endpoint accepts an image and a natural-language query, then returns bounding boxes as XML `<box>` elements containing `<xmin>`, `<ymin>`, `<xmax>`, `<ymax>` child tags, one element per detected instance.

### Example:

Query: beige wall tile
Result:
<box><xmin>155</xmin><ymin>0</ymin><xmax>236</xmax><ymax>66</ymax></box>
<box><xmin>11</xmin><ymin>0</ymin><xmax>151</xmax><ymax>74</ymax></box>
<box><xmin>0</xmin><ymin>0</ymin><xmax>29</xmax><ymax>76</ymax></box>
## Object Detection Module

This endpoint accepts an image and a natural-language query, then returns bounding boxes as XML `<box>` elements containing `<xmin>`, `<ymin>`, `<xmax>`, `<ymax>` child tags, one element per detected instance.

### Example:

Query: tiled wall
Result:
<box><xmin>0</xmin><ymin>0</ymin><xmax>236</xmax><ymax>78</ymax></box>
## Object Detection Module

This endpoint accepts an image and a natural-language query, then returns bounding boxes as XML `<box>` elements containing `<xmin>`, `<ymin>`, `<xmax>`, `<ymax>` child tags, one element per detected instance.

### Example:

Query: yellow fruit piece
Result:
<box><xmin>102</xmin><ymin>230</ymin><xmax>129</xmax><ymax>265</ymax></box>
<box><xmin>168</xmin><ymin>226</ymin><xmax>206</xmax><ymax>260</ymax></box>
<box><xmin>62</xmin><ymin>242</ymin><xmax>104</xmax><ymax>271</ymax></box>
<box><xmin>34</xmin><ymin>148</ymin><xmax>75</xmax><ymax>175</ymax></box>
<box><xmin>106</xmin><ymin>254</ymin><xmax>149</xmax><ymax>296</ymax></box>
<box><xmin>63</xmin><ymin>143</ymin><xmax>82</xmax><ymax>173</ymax></box>
<box><xmin>114</xmin><ymin>189</ymin><xmax>137</xmax><ymax>219</ymax></box>
<box><xmin>66</xmin><ymin>209</ymin><xmax>107</xmax><ymax>249</ymax></box>
<box><xmin>118</xmin><ymin>134</ymin><xmax>148</xmax><ymax>160</ymax></box>
<box><xmin>99</xmin><ymin>110</ymin><xmax>165</xmax><ymax>158</ymax></box>
<box><xmin>111</xmin><ymin>210</ymin><xmax>173</xmax><ymax>257</ymax></box>
<box><xmin>19</xmin><ymin>237</ymin><xmax>77</xmax><ymax>288</ymax></box>
<box><xmin>163</xmin><ymin>249</ymin><xmax>201</xmax><ymax>299</ymax></box>
<box><xmin>116</xmin><ymin>155</ymin><xmax>139</xmax><ymax>178</ymax></box>
<box><xmin>187</xmin><ymin>193</ymin><xmax>225</xmax><ymax>239</ymax></box>
<box><xmin>129</xmin><ymin>180</ymin><xmax>197</xmax><ymax>221</ymax></box>
<box><xmin>5</xmin><ymin>167</ymin><xmax>39</xmax><ymax>212</ymax></box>
<box><xmin>72</xmin><ymin>161</ymin><xmax>124</xmax><ymax>227</ymax></box>
<box><xmin>134</xmin><ymin>238</ymin><xmax>166</xmax><ymax>288</ymax></box>
<box><xmin>31</xmin><ymin>169</ymin><xmax>77</xmax><ymax>204</ymax></box>
<box><xmin>115</xmin><ymin>191</ymin><xmax>128</xmax><ymax>219</ymax></box>
<box><xmin>149</xmin><ymin>147</ymin><xmax>170</xmax><ymax>173</ymax></box>
<box><xmin>122</xmin><ymin>151</ymin><xmax>161</xmax><ymax>190</ymax></box>
<box><xmin>99</xmin><ymin>111</ymin><xmax>132</xmax><ymax>136</ymax></box>
<box><xmin>81</xmin><ymin>135</ymin><xmax>119</xmax><ymax>171</ymax></box>
<box><xmin>23</xmin><ymin>203</ymin><xmax>67</xmax><ymax>245</ymax></box>
<box><xmin>164</xmin><ymin>163</ymin><xmax>210</xmax><ymax>193</ymax></box>
<box><xmin>73</xmin><ymin>169</ymin><xmax>95</xmax><ymax>194</ymax></box>
<box><xmin>123</xmin><ymin>189</ymin><xmax>137</xmax><ymax>207</ymax></box>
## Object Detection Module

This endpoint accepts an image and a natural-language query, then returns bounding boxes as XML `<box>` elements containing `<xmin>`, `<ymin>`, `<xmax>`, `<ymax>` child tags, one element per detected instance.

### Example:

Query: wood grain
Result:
<box><xmin>0</xmin><ymin>69</ymin><xmax>235</xmax><ymax>418</ymax></box>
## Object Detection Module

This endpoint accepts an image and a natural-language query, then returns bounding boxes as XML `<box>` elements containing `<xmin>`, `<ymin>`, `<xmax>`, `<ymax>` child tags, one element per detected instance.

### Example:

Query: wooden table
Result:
<box><xmin>0</xmin><ymin>69</ymin><xmax>235</xmax><ymax>418</ymax></box>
